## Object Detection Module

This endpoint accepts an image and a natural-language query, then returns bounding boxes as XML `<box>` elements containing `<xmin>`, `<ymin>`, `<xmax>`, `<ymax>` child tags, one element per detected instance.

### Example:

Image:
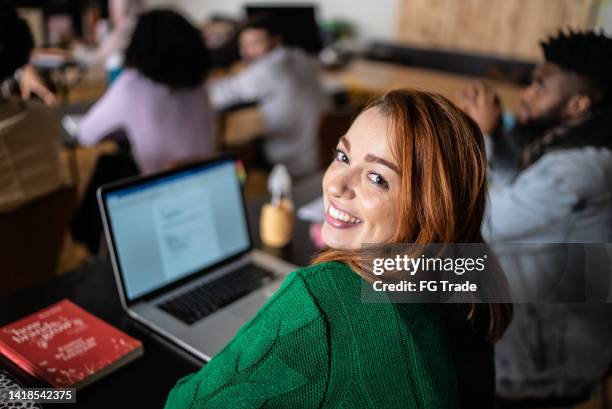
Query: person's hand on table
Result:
<box><xmin>459</xmin><ymin>81</ymin><xmax>502</xmax><ymax>136</ymax></box>
<box><xmin>18</xmin><ymin>64</ymin><xmax>57</xmax><ymax>106</ymax></box>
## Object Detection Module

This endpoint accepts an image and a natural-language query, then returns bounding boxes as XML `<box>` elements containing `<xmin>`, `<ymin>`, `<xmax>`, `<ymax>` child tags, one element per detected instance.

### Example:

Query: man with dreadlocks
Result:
<box><xmin>461</xmin><ymin>30</ymin><xmax>612</xmax><ymax>402</ymax></box>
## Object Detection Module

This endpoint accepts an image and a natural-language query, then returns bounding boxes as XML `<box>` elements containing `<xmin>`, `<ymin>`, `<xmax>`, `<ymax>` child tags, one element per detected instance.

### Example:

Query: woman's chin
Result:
<box><xmin>321</xmin><ymin>223</ymin><xmax>357</xmax><ymax>250</ymax></box>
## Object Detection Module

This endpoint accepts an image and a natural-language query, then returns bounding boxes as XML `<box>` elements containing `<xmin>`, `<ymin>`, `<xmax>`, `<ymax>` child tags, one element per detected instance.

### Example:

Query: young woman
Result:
<box><xmin>164</xmin><ymin>90</ymin><xmax>512</xmax><ymax>408</ymax></box>
<box><xmin>78</xmin><ymin>9</ymin><xmax>215</xmax><ymax>174</ymax></box>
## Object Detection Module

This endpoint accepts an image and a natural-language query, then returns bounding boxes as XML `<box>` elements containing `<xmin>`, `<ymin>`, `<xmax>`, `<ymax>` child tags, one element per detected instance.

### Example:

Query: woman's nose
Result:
<box><xmin>327</xmin><ymin>171</ymin><xmax>357</xmax><ymax>200</ymax></box>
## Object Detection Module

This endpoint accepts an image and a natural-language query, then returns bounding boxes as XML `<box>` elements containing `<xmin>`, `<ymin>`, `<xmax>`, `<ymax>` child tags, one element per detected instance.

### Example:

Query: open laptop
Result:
<box><xmin>97</xmin><ymin>156</ymin><xmax>296</xmax><ymax>361</ymax></box>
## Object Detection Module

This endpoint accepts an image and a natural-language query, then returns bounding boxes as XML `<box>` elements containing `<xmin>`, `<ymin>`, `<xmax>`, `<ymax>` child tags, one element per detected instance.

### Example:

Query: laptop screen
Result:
<box><xmin>104</xmin><ymin>160</ymin><xmax>250</xmax><ymax>301</ymax></box>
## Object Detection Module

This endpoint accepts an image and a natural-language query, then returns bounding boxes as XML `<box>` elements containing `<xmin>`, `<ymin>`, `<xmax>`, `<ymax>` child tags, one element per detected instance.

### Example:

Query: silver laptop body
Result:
<box><xmin>97</xmin><ymin>156</ymin><xmax>296</xmax><ymax>361</ymax></box>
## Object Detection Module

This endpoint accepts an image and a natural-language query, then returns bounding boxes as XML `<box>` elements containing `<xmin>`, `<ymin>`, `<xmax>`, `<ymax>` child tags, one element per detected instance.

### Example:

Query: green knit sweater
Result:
<box><xmin>164</xmin><ymin>262</ymin><xmax>495</xmax><ymax>408</ymax></box>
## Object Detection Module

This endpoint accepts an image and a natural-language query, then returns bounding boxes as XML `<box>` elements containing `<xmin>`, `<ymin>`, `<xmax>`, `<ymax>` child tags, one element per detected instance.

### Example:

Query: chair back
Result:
<box><xmin>0</xmin><ymin>184</ymin><xmax>77</xmax><ymax>297</ymax></box>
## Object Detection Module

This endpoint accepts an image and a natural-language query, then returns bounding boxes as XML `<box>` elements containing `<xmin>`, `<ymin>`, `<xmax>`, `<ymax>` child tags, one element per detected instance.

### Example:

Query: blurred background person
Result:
<box><xmin>1</xmin><ymin>62</ymin><xmax>57</xmax><ymax>106</ymax></box>
<box><xmin>0</xmin><ymin>4</ymin><xmax>64</xmax><ymax>212</ymax></box>
<box><xmin>0</xmin><ymin>2</ymin><xmax>56</xmax><ymax>106</ymax></box>
<box><xmin>460</xmin><ymin>30</ymin><xmax>612</xmax><ymax>402</ymax></box>
<box><xmin>78</xmin><ymin>8</ymin><xmax>215</xmax><ymax>175</ymax></box>
<box><xmin>36</xmin><ymin>0</ymin><xmax>143</xmax><ymax>82</ymax></box>
<box><xmin>73</xmin><ymin>0</ymin><xmax>143</xmax><ymax>81</ymax></box>
<box><xmin>209</xmin><ymin>14</ymin><xmax>329</xmax><ymax>178</ymax></box>
<box><xmin>72</xmin><ymin>8</ymin><xmax>215</xmax><ymax>254</ymax></box>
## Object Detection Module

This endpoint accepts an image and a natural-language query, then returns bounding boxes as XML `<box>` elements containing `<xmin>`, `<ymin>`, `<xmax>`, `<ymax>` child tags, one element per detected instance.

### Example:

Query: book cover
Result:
<box><xmin>0</xmin><ymin>299</ymin><xmax>143</xmax><ymax>390</ymax></box>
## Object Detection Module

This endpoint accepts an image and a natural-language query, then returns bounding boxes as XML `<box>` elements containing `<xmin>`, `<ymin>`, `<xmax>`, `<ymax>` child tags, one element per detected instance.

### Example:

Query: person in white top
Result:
<box><xmin>73</xmin><ymin>0</ymin><xmax>143</xmax><ymax>69</ymax></box>
<box><xmin>209</xmin><ymin>15</ymin><xmax>329</xmax><ymax>177</ymax></box>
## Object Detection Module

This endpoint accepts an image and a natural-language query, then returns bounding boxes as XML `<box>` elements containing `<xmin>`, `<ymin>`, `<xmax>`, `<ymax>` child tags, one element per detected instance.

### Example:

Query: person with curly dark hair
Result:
<box><xmin>78</xmin><ymin>9</ymin><xmax>215</xmax><ymax>174</ymax></box>
<box><xmin>460</xmin><ymin>30</ymin><xmax>612</xmax><ymax>402</ymax></box>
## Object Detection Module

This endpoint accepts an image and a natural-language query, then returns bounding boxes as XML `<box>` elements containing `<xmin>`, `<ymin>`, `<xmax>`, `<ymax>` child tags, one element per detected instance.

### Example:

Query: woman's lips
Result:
<box><xmin>325</xmin><ymin>202</ymin><xmax>363</xmax><ymax>229</ymax></box>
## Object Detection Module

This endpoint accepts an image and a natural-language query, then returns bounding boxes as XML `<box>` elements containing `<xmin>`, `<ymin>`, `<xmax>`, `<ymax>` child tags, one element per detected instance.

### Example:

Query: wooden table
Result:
<box><xmin>0</xmin><ymin>172</ymin><xmax>323</xmax><ymax>409</ymax></box>
<box><xmin>324</xmin><ymin>59</ymin><xmax>523</xmax><ymax>111</ymax></box>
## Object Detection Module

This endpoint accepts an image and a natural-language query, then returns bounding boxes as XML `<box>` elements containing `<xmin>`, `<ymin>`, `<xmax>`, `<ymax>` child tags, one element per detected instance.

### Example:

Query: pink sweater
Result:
<box><xmin>79</xmin><ymin>69</ymin><xmax>215</xmax><ymax>174</ymax></box>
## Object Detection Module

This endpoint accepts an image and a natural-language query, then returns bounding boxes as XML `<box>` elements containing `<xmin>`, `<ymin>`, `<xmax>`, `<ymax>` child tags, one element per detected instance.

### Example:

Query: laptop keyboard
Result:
<box><xmin>158</xmin><ymin>264</ymin><xmax>274</xmax><ymax>325</ymax></box>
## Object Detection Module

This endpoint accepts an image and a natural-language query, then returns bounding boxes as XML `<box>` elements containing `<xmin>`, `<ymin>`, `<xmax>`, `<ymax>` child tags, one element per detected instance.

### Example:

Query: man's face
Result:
<box><xmin>517</xmin><ymin>62</ymin><xmax>585</xmax><ymax>128</ymax></box>
<box><xmin>239</xmin><ymin>28</ymin><xmax>276</xmax><ymax>63</ymax></box>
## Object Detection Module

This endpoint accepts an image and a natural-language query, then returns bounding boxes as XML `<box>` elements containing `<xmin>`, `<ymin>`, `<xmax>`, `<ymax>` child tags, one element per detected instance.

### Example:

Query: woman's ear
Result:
<box><xmin>564</xmin><ymin>94</ymin><xmax>592</xmax><ymax>119</ymax></box>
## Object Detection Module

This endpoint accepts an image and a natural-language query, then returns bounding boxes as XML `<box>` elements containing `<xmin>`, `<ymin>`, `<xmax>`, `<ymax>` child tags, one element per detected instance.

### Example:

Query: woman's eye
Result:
<box><xmin>333</xmin><ymin>149</ymin><xmax>349</xmax><ymax>164</ymax></box>
<box><xmin>367</xmin><ymin>172</ymin><xmax>389</xmax><ymax>189</ymax></box>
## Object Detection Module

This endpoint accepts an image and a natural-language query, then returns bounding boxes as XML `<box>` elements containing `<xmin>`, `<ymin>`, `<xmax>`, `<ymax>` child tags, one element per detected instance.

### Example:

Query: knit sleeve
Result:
<box><xmin>164</xmin><ymin>271</ymin><xmax>329</xmax><ymax>409</ymax></box>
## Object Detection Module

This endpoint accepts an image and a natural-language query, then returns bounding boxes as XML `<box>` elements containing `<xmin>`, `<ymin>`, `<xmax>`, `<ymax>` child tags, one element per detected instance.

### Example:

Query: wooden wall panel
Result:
<box><xmin>396</xmin><ymin>0</ymin><xmax>597</xmax><ymax>61</ymax></box>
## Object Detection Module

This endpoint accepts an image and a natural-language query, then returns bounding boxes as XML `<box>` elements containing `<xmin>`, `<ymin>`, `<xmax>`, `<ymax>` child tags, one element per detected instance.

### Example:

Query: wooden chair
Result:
<box><xmin>0</xmin><ymin>184</ymin><xmax>77</xmax><ymax>297</ymax></box>
<box><xmin>70</xmin><ymin>136</ymin><xmax>139</xmax><ymax>254</ymax></box>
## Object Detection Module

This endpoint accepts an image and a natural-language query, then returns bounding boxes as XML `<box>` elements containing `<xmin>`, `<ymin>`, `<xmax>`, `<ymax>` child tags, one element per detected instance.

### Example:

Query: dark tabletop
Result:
<box><xmin>0</xmin><ymin>172</ymin><xmax>323</xmax><ymax>409</ymax></box>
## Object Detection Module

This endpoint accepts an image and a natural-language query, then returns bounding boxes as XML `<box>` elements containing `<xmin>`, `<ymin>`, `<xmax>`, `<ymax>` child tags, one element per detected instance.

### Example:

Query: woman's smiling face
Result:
<box><xmin>322</xmin><ymin>107</ymin><xmax>401</xmax><ymax>250</ymax></box>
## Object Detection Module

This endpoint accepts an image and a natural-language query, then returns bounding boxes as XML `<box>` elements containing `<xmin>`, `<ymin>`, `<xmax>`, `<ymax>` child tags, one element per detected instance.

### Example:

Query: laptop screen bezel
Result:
<box><xmin>97</xmin><ymin>154</ymin><xmax>254</xmax><ymax>306</ymax></box>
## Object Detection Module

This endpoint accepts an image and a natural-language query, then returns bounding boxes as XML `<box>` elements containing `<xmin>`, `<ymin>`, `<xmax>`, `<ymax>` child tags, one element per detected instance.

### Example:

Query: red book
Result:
<box><xmin>0</xmin><ymin>299</ymin><xmax>143</xmax><ymax>390</ymax></box>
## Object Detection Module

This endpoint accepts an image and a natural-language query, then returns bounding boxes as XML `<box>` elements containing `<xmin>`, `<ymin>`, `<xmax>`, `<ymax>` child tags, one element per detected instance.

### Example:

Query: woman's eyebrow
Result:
<box><xmin>364</xmin><ymin>154</ymin><xmax>400</xmax><ymax>175</ymax></box>
<box><xmin>340</xmin><ymin>136</ymin><xmax>350</xmax><ymax>151</ymax></box>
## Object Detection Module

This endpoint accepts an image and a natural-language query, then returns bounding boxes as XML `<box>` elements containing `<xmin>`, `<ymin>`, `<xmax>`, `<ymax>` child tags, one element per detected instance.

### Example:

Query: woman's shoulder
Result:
<box><xmin>94</xmin><ymin>69</ymin><xmax>142</xmax><ymax>100</ymax></box>
<box><xmin>294</xmin><ymin>262</ymin><xmax>447</xmax><ymax>325</ymax></box>
<box><xmin>232</xmin><ymin>264</ymin><xmax>337</xmax><ymax>336</ymax></box>
<box><xmin>293</xmin><ymin>260</ymin><xmax>352</xmax><ymax>280</ymax></box>
<box><xmin>258</xmin><ymin>262</ymin><xmax>349</xmax><ymax>308</ymax></box>
<box><xmin>244</xmin><ymin>262</ymin><xmax>353</xmax><ymax>329</ymax></box>
<box><xmin>276</xmin><ymin>262</ymin><xmax>456</xmax><ymax>339</ymax></box>
<box><xmin>111</xmin><ymin>68</ymin><xmax>167</xmax><ymax>92</ymax></box>
<box><xmin>293</xmin><ymin>261</ymin><xmax>359</xmax><ymax>297</ymax></box>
